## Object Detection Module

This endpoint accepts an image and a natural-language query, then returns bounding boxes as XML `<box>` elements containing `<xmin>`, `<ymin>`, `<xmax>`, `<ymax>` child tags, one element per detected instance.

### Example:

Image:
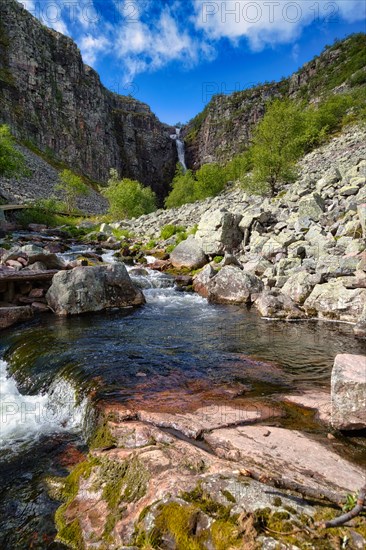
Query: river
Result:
<box><xmin>1</xmin><ymin>253</ymin><xmax>365</xmax><ymax>548</ymax></box>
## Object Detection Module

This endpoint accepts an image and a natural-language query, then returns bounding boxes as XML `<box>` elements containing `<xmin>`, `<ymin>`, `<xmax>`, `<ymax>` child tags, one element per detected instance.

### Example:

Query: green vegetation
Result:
<box><xmin>165</xmin><ymin>166</ymin><xmax>197</xmax><ymax>208</ymax></box>
<box><xmin>0</xmin><ymin>124</ymin><xmax>27</xmax><ymax>176</ymax></box>
<box><xmin>56</xmin><ymin>169</ymin><xmax>90</xmax><ymax>214</ymax></box>
<box><xmin>88</xmin><ymin>420</ymin><xmax>117</xmax><ymax>450</ymax></box>
<box><xmin>248</xmin><ymin>99</ymin><xmax>307</xmax><ymax>196</ymax></box>
<box><xmin>103</xmin><ymin>169</ymin><xmax>157</xmax><ymax>219</ymax></box>
<box><xmin>165</xmin><ymin>163</ymin><xmax>227</xmax><ymax>208</ymax></box>
<box><xmin>160</xmin><ymin>224</ymin><xmax>186</xmax><ymax>240</ymax></box>
<box><xmin>54</xmin><ymin>458</ymin><xmax>98</xmax><ymax>549</ymax></box>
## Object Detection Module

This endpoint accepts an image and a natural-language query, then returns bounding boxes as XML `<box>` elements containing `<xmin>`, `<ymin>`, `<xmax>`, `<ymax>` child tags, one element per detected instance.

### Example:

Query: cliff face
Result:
<box><xmin>184</xmin><ymin>33</ymin><xmax>366</xmax><ymax>169</ymax></box>
<box><xmin>0</xmin><ymin>0</ymin><xmax>177</xmax><ymax>197</ymax></box>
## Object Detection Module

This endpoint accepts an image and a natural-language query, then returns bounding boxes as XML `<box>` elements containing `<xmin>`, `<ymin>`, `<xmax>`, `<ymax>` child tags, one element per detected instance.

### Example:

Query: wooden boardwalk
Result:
<box><xmin>0</xmin><ymin>204</ymin><xmax>29</xmax><ymax>211</ymax></box>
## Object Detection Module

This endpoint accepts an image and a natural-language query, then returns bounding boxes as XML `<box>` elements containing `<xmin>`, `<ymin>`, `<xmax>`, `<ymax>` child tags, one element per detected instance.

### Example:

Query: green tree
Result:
<box><xmin>56</xmin><ymin>169</ymin><xmax>90</xmax><ymax>213</ymax></box>
<box><xmin>194</xmin><ymin>162</ymin><xmax>227</xmax><ymax>200</ymax></box>
<box><xmin>103</xmin><ymin>170</ymin><xmax>157</xmax><ymax>219</ymax></box>
<box><xmin>0</xmin><ymin>124</ymin><xmax>27</xmax><ymax>176</ymax></box>
<box><xmin>249</xmin><ymin>99</ymin><xmax>307</xmax><ymax>196</ymax></box>
<box><xmin>165</xmin><ymin>166</ymin><xmax>196</xmax><ymax>208</ymax></box>
<box><xmin>225</xmin><ymin>150</ymin><xmax>253</xmax><ymax>182</ymax></box>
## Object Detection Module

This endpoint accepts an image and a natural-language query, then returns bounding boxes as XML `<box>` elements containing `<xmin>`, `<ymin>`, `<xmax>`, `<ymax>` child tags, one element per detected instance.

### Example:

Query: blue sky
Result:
<box><xmin>23</xmin><ymin>1</ymin><xmax>366</xmax><ymax>125</ymax></box>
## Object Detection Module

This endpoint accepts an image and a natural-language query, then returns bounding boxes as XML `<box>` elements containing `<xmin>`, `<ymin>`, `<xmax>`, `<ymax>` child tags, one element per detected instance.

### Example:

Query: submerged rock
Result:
<box><xmin>331</xmin><ymin>354</ymin><xmax>366</xmax><ymax>430</ymax></box>
<box><xmin>46</xmin><ymin>264</ymin><xmax>145</xmax><ymax>315</ymax></box>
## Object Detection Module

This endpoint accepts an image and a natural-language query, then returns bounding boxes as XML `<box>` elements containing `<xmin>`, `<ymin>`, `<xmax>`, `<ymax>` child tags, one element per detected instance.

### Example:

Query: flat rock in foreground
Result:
<box><xmin>331</xmin><ymin>353</ymin><xmax>366</xmax><ymax>430</ymax></box>
<box><xmin>138</xmin><ymin>403</ymin><xmax>281</xmax><ymax>439</ymax></box>
<box><xmin>204</xmin><ymin>425</ymin><xmax>364</xmax><ymax>493</ymax></box>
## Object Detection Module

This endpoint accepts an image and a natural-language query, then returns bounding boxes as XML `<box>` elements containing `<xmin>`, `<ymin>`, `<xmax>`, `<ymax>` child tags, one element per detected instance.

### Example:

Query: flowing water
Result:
<box><xmin>170</xmin><ymin>127</ymin><xmax>187</xmax><ymax>172</ymax></box>
<box><xmin>0</xmin><ymin>256</ymin><xmax>365</xmax><ymax>547</ymax></box>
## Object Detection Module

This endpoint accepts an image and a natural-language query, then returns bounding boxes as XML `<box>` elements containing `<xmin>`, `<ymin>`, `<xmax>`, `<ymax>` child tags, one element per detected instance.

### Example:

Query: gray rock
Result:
<box><xmin>304</xmin><ymin>280</ymin><xmax>366</xmax><ymax>322</ymax></box>
<box><xmin>331</xmin><ymin>354</ymin><xmax>366</xmax><ymax>430</ymax></box>
<box><xmin>282</xmin><ymin>272</ymin><xmax>321</xmax><ymax>304</ymax></box>
<box><xmin>358</xmin><ymin>203</ymin><xmax>366</xmax><ymax>238</ymax></box>
<box><xmin>298</xmin><ymin>193</ymin><xmax>325</xmax><ymax>221</ymax></box>
<box><xmin>255</xmin><ymin>289</ymin><xmax>306</xmax><ymax>319</ymax></box>
<box><xmin>0</xmin><ymin>306</ymin><xmax>34</xmax><ymax>329</ymax></box>
<box><xmin>196</xmin><ymin>209</ymin><xmax>243</xmax><ymax>255</ymax></box>
<box><xmin>170</xmin><ymin>236</ymin><xmax>207</xmax><ymax>269</ymax></box>
<box><xmin>207</xmin><ymin>265</ymin><xmax>263</xmax><ymax>304</ymax></box>
<box><xmin>193</xmin><ymin>264</ymin><xmax>217</xmax><ymax>298</ymax></box>
<box><xmin>46</xmin><ymin>264</ymin><xmax>145</xmax><ymax>315</ymax></box>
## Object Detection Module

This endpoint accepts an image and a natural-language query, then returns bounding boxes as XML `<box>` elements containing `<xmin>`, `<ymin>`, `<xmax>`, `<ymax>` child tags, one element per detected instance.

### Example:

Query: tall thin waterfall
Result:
<box><xmin>171</xmin><ymin>128</ymin><xmax>187</xmax><ymax>172</ymax></box>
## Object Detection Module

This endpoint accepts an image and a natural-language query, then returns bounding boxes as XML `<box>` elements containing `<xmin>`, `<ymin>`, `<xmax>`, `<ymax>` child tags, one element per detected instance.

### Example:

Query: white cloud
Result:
<box><xmin>194</xmin><ymin>0</ymin><xmax>366</xmax><ymax>50</ymax></box>
<box><xmin>79</xmin><ymin>34</ymin><xmax>111</xmax><ymax>65</ymax></box>
<box><xmin>114</xmin><ymin>5</ymin><xmax>208</xmax><ymax>79</ymax></box>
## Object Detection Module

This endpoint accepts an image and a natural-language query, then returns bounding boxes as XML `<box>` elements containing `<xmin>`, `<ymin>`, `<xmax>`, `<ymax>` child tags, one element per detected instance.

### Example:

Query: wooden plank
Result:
<box><xmin>0</xmin><ymin>269</ymin><xmax>58</xmax><ymax>282</ymax></box>
<box><xmin>0</xmin><ymin>204</ymin><xmax>29</xmax><ymax>211</ymax></box>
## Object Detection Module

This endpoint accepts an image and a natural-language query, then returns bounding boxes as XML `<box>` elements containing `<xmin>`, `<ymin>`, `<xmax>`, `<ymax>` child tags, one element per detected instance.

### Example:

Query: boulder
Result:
<box><xmin>0</xmin><ymin>306</ymin><xmax>34</xmax><ymax>329</ymax></box>
<box><xmin>46</xmin><ymin>264</ymin><xmax>145</xmax><ymax>315</ymax></box>
<box><xmin>195</xmin><ymin>208</ymin><xmax>243</xmax><ymax>255</ymax></box>
<box><xmin>358</xmin><ymin>203</ymin><xmax>366</xmax><ymax>238</ymax></box>
<box><xmin>255</xmin><ymin>290</ymin><xmax>306</xmax><ymax>319</ymax></box>
<box><xmin>281</xmin><ymin>272</ymin><xmax>322</xmax><ymax>304</ymax></box>
<box><xmin>331</xmin><ymin>354</ymin><xmax>366</xmax><ymax>430</ymax></box>
<box><xmin>298</xmin><ymin>193</ymin><xmax>325</xmax><ymax>222</ymax></box>
<box><xmin>339</xmin><ymin>185</ymin><xmax>360</xmax><ymax>196</ymax></box>
<box><xmin>304</xmin><ymin>280</ymin><xmax>366</xmax><ymax>322</ymax></box>
<box><xmin>206</xmin><ymin>266</ymin><xmax>263</xmax><ymax>304</ymax></box>
<box><xmin>192</xmin><ymin>264</ymin><xmax>217</xmax><ymax>298</ymax></box>
<box><xmin>354</xmin><ymin>303</ymin><xmax>366</xmax><ymax>339</ymax></box>
<box><xmin>316</xmin><ymin>254</ymin><xmax>359</xmax><ymax>279</ymax></box>
<box><xmin>169</xmin><ymin>236</ymin><xmax>207</xmax><ymax>270</ymax></box>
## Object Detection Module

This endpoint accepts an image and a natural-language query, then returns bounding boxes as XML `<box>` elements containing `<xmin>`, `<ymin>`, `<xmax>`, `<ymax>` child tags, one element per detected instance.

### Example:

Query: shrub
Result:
<box><xmin>0</xmin><ymin>124</ymin><xmax>27</xmax><ymax>176</ymax></box>
<box><xmin>194</xmin><ymin>163</ymin><xmax>227</xmax><ymax>200</ymax></box>
<box><xmin>103</xmin><ymin>169</ymin><xmax>157</xmax><ymax>219</ymax></box>
<box><xmin>165</xmin><ymin>166</ymin><xmax>197</xmax><ymax>208</ymax></box>
<box><xmin>56</xmin><ymin>169</ymin><xmax>90</xmax><ymax>213</ymax></box>
<box><xmin>225</xmin><ymin>150</ymin><xmax>253</xmax><ymax>183</ymax></box>
<box><xmin>160</xmin><ymin>224</ymin><xmax>186</xmax><ymax>240</ymax></box>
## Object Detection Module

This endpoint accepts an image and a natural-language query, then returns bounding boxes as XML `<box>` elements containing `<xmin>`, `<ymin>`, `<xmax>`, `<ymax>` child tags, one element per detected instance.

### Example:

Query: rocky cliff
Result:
<box><xmin>0</xmin><ymin>0</ymin><xmax>177</xmax><ymax>198</ymax></box>
<box><xmin>184</xmin><ymin>33</ymin><xmax>366</xmax><ymax>168</ymax></box>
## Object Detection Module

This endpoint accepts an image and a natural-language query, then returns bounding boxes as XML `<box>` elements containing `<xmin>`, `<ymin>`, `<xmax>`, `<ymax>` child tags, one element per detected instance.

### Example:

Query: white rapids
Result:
<box><xmin>0</xmin><ymin>359</ymin><xmax>87</xmax><ymax>453</ymax></box>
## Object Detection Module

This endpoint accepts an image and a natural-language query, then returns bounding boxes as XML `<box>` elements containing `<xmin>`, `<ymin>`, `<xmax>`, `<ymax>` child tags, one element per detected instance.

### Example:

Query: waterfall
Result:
<box><xmin>170</xmin><ymin>128</ymin><xmax>187</xmax><ymax>172</ymax></box>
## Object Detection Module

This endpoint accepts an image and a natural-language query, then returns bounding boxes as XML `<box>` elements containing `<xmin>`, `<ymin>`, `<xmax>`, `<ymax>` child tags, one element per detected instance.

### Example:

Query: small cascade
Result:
<box><xmin>170</xmin><ymin>127</ymin><xmax>187</xmax><ymax>172</ymax></box>
<box><xmin>0</xmin><ymin>359</ymin><xmax>88</xmax><ymax>453</ymax></box>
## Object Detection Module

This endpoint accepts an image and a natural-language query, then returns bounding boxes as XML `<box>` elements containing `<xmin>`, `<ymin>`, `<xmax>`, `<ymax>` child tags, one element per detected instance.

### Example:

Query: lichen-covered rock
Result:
<box><xmin>331</xmin><ymin>354</ymin><xmax>366</xmax><ymax>430</ymax></box>
<box><xmin>195</xmin><ymin>209</ymin><xmax>243</xmax><ymax>255</ymax></box>
<box><xmin>255</xmin><ymin>290</ymin><xmax>306</xmax><ymax>319</ymax></box>
<box><xmin>298</xmin><ymin>193</ymin><xmax>325</xmax><ymax>221</ymax></box>
<box><xmin>281</xmin><ymin>272</ymin><xmax>321</xmax><ymax>304</ymax></box>
<box><xmin>206</xmin><ymin>265</ymin><xmax>263</xmax><ymax>304</ymax></box>
<box><xmin>46</xmin><ymin>264</ymin><xmax>145</xmax><ymax>315</ymax></box>
<box><xmin>304</xmin><ymin>279</ymin><xmax>366</xmax><ymax>322</ymax></box>
<box><xmin>193</xmin><ymin>264</ymin><xmax>217</xmax><ymax>297</ymax></box>
<box><xmin>169</xmin><ymin>236</ymin><xmax>207</xmax><ymax>269</ymax></box>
